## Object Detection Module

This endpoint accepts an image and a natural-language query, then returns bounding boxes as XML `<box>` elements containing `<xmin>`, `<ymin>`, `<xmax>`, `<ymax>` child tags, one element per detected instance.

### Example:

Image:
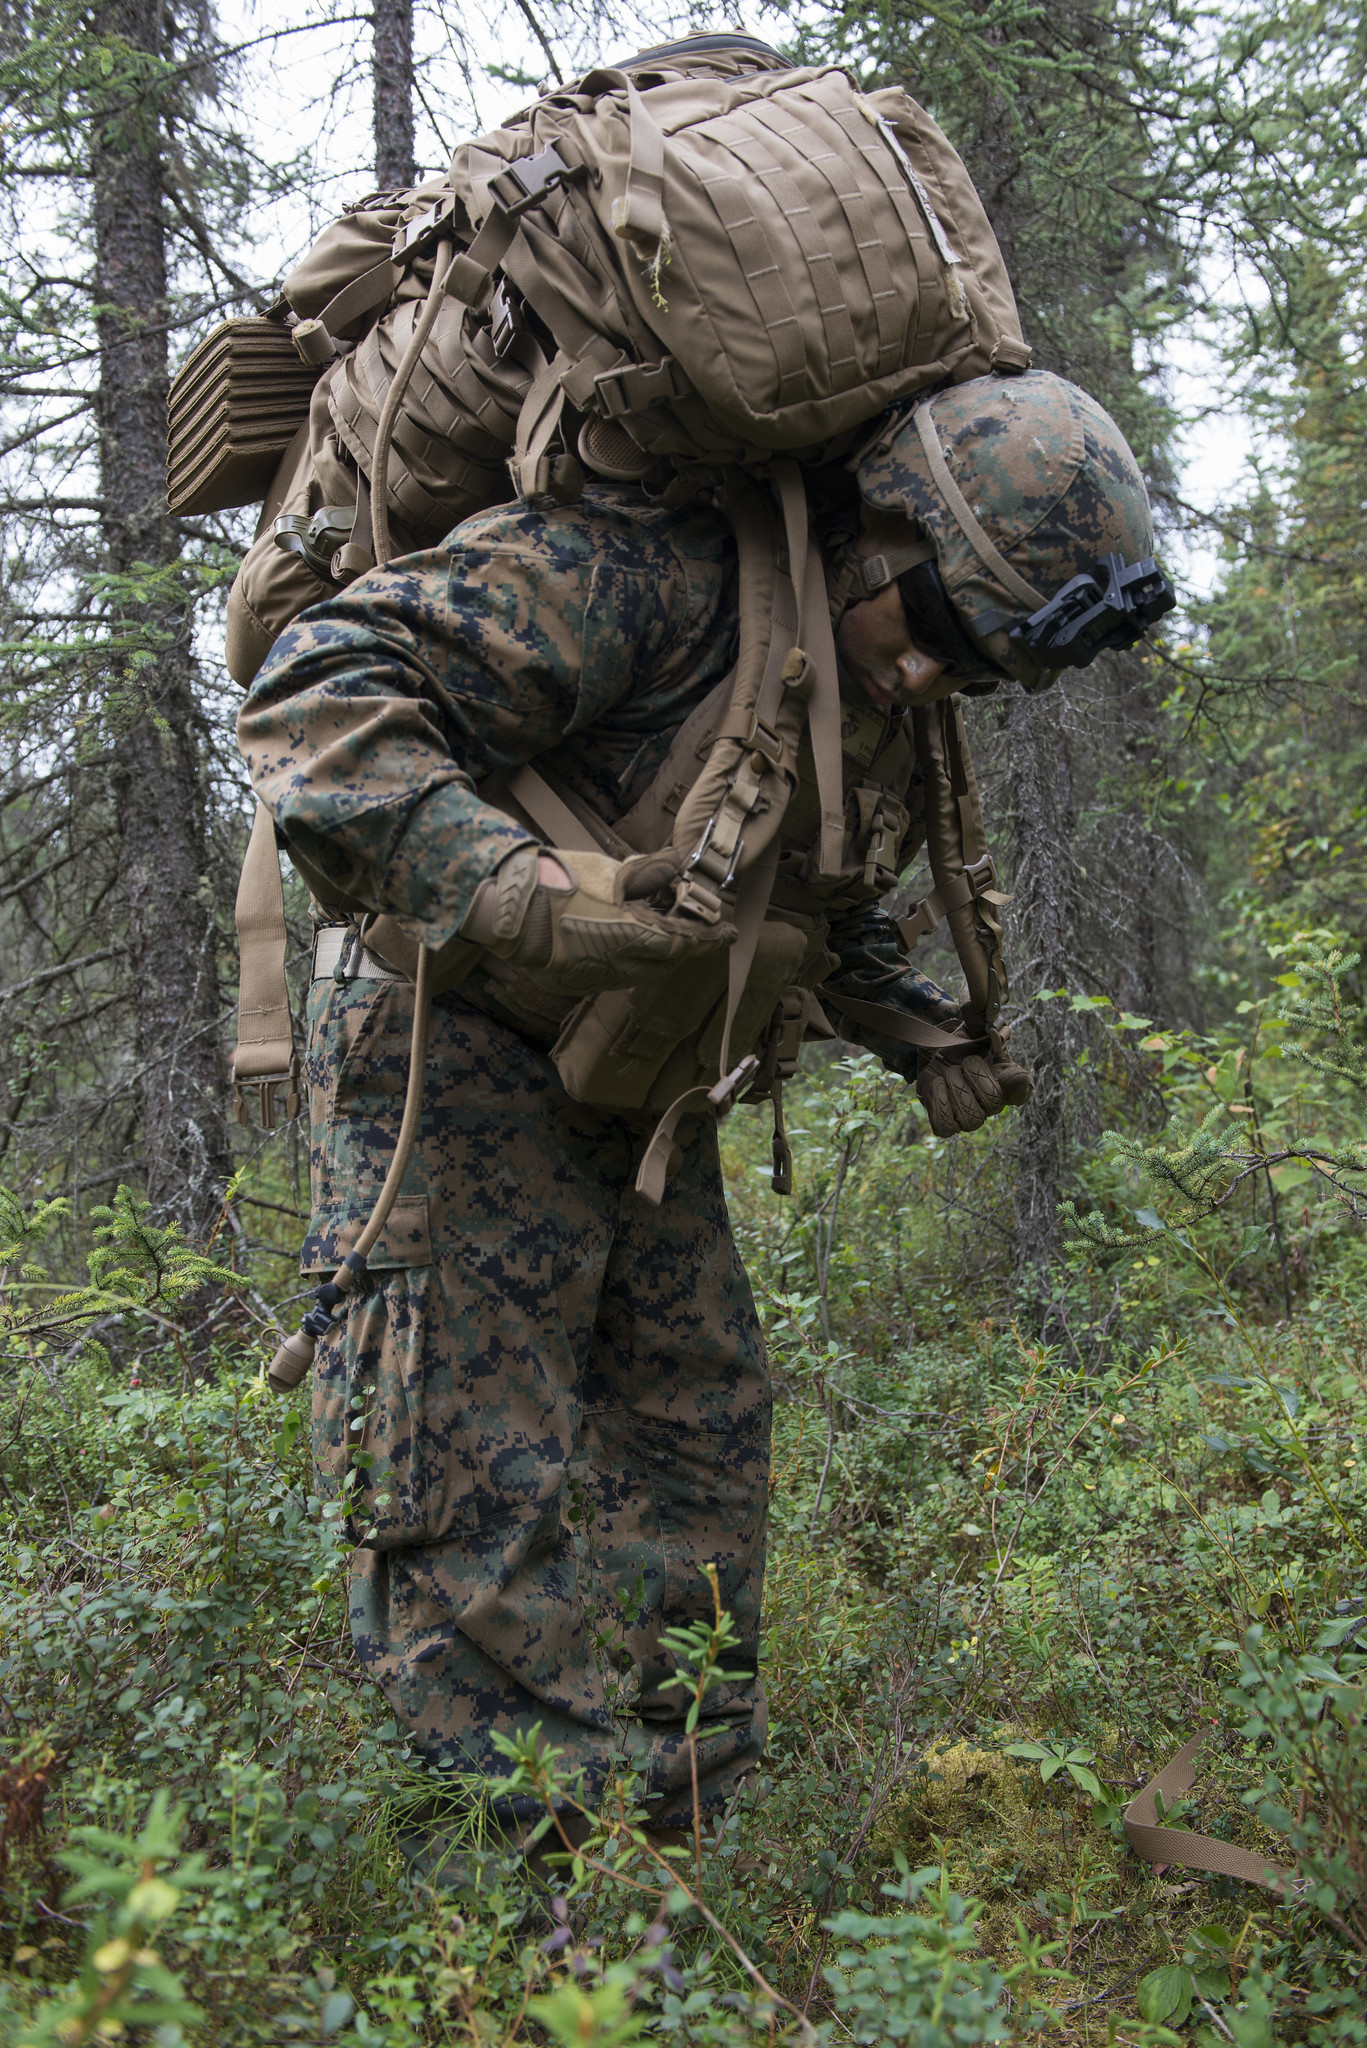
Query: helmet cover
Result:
<box><xmin>853</xmin><ymin>370</ymin><xmax>1161</xmax><ymax>688</ymax></box>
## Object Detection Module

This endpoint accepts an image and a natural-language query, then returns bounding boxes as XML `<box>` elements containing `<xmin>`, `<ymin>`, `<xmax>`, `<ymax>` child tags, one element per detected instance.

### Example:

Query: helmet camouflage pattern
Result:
<box><xmin>853</xmin><ymin>370</ymin><xmax>1165</xmax><ymax>690</ymax></box>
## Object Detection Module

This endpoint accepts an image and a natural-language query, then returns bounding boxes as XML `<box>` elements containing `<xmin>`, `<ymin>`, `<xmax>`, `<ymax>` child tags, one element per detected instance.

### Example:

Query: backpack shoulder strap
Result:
<box><xmin>613</xmin><ymin>668</ymin><xmax>736</xmax><ymax>852</ymax></box>
<box><xmin>910</xmin><ymin>695</ymin><xmax>1011</xmax><ymax>1025</ymax></box>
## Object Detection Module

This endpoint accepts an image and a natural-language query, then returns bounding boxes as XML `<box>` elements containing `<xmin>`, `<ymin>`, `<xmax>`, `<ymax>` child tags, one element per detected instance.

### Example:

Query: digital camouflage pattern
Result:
<box><xmin>245</xmin><ymin>480</ymin><xmax>962</xmax><ymax>1815</ymax></box>
<box><xmin>854</xmin><ymin>371</ymin><xmax>1156</xmax><ymax>681</ymax></box>
<box><xmin>304</xmin><ymin>970</ymin><xmax>769</xmax><ymax>1822</ymax></box>
<box><xmin>238</xmin><ymin>484</ymin><xmax>741</xmax><ymax>945</ymax></box>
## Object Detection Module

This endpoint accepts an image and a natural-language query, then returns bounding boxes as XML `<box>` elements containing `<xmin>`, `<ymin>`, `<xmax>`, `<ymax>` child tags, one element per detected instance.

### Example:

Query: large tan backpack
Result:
<box><xmin>183</xmin><ymin>42</ymin><xmax>1027</xmax><ymax>679</ymax></box>
<box><xmin>212</xmin><ymin>36</ymin><xmax>1025</xmax><ymax>1225</ymax></box>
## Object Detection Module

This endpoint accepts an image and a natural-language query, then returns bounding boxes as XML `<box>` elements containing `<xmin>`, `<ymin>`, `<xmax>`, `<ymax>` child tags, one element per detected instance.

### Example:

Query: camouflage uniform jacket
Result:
<box><xmin>238</xmin><ymin>481</ymin><xmax>957</xmax><ymax>1038</ymax></box>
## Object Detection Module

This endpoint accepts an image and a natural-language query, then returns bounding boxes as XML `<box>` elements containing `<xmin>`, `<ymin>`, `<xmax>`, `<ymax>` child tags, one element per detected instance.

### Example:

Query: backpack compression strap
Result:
<box><xmin>231</xmin><ymin>802</ymin><xmax>299</xmax><ymax>1129</ymax></box>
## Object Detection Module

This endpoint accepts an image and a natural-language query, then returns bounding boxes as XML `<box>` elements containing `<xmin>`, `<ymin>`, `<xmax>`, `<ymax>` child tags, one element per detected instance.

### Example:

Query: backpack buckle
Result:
<box><xmin>393</xmin><ymin>195</ymin><xmax>457</xmax><ymax>262</ymax></box>
<box><xmin>707</xmin><ymin>1053</ymin><xmax>761</xmax><ymax>1111</ymax></box>
<box><xmin>962</xmin><ymin>853</ymin><xmax>999</xmax><ymax>898</ymax></box>
<box><xmin>233</xmin><ymin>1054</ymin><xmax>301</xmax><ymax>1131</ymax></box>
<box><xmin>488</xmin><ymin>144</ymin><xmax>578</xmax><ymax>220</ymax></box>
<box><xmin>593</xmin><ymin>355</ymin><xmax>690</xmax><ymax>417</ymax></box>
<box><xmin>672</xmin><ymin>871</ymin><xmax>725</xmax><ymax>925</ymax></box>
<box><xmin>490</xmin><ymin>283</ymin><xmax>519</xmax><ymax>357</ymax></box>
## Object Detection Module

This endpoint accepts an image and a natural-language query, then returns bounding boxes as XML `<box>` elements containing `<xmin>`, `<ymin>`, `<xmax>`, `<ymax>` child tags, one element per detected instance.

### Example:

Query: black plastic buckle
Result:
<box><xmin>488</xmin><ymin>145</ymin><xmax>578</xmax><ymax>221</ymax></box>
<box><xmin>593</xmin><ymin>354</ymin><xmax>688</xmax><ymax>419</ymax></box>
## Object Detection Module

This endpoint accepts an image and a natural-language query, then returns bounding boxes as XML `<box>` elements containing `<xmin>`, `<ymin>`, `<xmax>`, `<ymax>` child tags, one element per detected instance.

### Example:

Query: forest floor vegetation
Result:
<box><xmin>1</xmin><ymin>952</ymin><xmax>1366</xmax><ymax>2046</ymax></box>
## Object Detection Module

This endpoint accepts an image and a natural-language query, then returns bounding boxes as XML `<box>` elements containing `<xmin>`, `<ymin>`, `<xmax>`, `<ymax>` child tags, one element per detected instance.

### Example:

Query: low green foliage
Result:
<box><xmin>2</xmin><ymin>953</ymin><xmax>1367</xmax><ymax>2044</ymax></box>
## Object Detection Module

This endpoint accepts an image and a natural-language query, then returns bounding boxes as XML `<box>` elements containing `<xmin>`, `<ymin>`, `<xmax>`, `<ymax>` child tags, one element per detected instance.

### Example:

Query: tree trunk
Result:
<box><xmin>92</xmin><ymin>0</ymin><xmax>229</xmax><ymax>1231</ymax></box>
<box><xmin>373</xmin><ymin>0</ymin><xmax>416</xmax><ymax>188</ymax></box>
<box><xmin>1002</xmin><ymin>685</ymin><xmax>1074</xmax><ymax>1320</ymax></box>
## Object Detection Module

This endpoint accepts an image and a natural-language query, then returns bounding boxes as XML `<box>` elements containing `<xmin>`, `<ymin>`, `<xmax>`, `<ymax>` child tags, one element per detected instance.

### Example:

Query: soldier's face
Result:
<box><xmin>836</xmin><ymin>579</ymin><xmax>960</xmax><ymax>709</ymax></box>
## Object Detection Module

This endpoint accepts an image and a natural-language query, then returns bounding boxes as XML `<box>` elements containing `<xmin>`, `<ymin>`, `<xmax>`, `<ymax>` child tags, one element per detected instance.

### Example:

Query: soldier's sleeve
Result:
<box><xmin>237</xmin><ymin>501</ymin><xmax>686</xmax><ymax>945</ymax></box>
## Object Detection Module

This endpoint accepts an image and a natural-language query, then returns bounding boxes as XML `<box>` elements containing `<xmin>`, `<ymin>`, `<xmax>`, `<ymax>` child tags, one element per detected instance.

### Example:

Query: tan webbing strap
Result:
<box><xmin>1123</xmin><ymin>1731</ymin><xmax>1300</xmax><ymax>1895</ymax></box>
<box><xmin>914</xmin><ymin>403</ymin><xmax>1045</xmax><ymax>614</ymax></box>
<box><xmin>232</xmin><ymin>802</ymin><xmax>299</xmax><ymax>1129</ymax></box>
<box><xmin>636</xmin><ymin>845</ymin><xmax>790</xmax><ymax>1207</ymax></box>
<box><xmin>510</xmin><ymin>352</ymin><xmax>573</xmax><ymax>501</ymax></box>
<box><xmin>617</xmin><ymin>77</ymin><xmax>668</xmax><ymax>259</ymax></box>
<box><xmin>945</xmin><ymin>696</ymin><xmax>991</xmax><ymax>869</ymax></box>
<box><xmin>444</xmin><ymin>206</ymin><xmax>520</xmax><ymax>311</ymax></box>
<box><xmin>821</xmin><ymin>991</ymin><xmax>984</xmax><ymax>1054</ymax></box>
<box><xmin>774</xmin><ymin>460</ymin><xmax>844</xmax><ymax>877</ymax></box>
<box><xmin>332</xmin><ymin>469</ymin><xmax>374</xmax><ymax>583</ymax></box>
<box><xmin>315</xmin><ymin>254</ymin><xmax>403</xmax><ymax>343</ymax></box>
<box><xmin>717</xmin><ymin>840</ymin><xmax>780</xmax><ymax>1082</ymax></box>
<box><xmin>570</xmin><ymin>69</ymin><xmax>669</xmax><ymax>262</ymax></box>
<box><xmin>915</xmin><ymin>698</ymin><xmax>1009</xmax><ymax>1023</ymax></box>
<box><xmin>635</xmin><ymin>1081</ymin><xmax>712</xmax><ymax>1206</ymax></box>
<box><xmin>501</xmin><ymin>762</ymin><xmax>603</xmax><ymax>854</ymax></box>
<box><xmin>371</xmin><ymin>240</ymin><xmax>455</xmax><ymax>566</ymax></box>
<box><xmin>858</xmin><ymin>538</ymin><xmax>937</xmax><ymax>594</ymax></box>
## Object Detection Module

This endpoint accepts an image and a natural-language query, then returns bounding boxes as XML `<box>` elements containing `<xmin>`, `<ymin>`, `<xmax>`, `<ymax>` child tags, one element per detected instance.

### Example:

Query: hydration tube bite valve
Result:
<box><xmin>267</xmin><ymin>1250</ymin><xmax>370</xmax><ymax>1391</ymax></box>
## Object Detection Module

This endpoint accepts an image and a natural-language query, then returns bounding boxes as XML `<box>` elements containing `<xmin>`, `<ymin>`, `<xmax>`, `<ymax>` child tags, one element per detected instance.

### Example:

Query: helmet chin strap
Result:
<box><xmin>827</xmin><ymin>532</ymin><xmax>935</xmax><ymax>628</ymax></box>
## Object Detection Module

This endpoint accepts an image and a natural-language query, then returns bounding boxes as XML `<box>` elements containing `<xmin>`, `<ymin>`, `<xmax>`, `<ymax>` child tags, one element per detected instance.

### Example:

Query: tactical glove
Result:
<box><xmin>823</xmin><ymin>947</ymin><xmax>964</xmax><ymax>1082</ymax></box>
<box><xmin>462</xmin><ymin>844</ymin><xmax>735</xmax><ymax>997</ymax></box>
<box><xmin>917</xmin><ymin>1038</ymin><xmax>1033</xmax><ymax>1137</ymax></box>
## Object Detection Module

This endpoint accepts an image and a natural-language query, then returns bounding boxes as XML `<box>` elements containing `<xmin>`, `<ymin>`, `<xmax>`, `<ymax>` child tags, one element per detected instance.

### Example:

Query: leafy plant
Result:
<box><xmin>1003</xmin><ymin>1737</ymin><xmax>1106</xmax><ymax>1800</ymax></box>
<box><xmin>820</xmin><ymin>1857</ymin><xmax>1059</xmax><ymax>2044</ymax></box>
<box><xmin>16</xmin><ymin>1790</ymin><xmax>207</xmax><ymax>2047</ymax></box>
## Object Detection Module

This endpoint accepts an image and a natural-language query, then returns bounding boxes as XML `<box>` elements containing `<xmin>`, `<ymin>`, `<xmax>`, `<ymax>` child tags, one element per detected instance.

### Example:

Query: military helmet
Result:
<box><xmin>849</xmin><ymin>370</ymin><xmax>1174</xmax><ymax>692</ymax></box>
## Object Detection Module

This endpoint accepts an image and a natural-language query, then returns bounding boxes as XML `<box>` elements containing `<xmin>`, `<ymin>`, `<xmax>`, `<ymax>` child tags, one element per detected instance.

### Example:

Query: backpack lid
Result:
<box><xmin>609</xmin><ymin>31</ymin><xmax>787</xmax><ymax>72</ymax></box>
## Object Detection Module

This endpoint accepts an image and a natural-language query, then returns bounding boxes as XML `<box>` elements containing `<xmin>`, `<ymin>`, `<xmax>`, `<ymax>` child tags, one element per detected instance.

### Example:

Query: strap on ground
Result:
<box><xmin>1122</xmin><ymin>1730</ymin><xmax>1301</xmax><ymax>1894</ymax></box>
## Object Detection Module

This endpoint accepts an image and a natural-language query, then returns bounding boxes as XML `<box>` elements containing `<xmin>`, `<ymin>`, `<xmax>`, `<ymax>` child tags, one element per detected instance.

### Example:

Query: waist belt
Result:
<box><xmin>312</xmin><ymin>924</ymin><xmax>409</xmax><ymax>983</ymax></box>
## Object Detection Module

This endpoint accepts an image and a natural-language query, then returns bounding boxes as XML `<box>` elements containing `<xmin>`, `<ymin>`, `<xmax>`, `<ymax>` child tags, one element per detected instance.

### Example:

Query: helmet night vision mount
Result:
<box><xmin>1009</xmin><ymin>552</ymin><xmax>1176</xmax><ymax>670</ymax></box>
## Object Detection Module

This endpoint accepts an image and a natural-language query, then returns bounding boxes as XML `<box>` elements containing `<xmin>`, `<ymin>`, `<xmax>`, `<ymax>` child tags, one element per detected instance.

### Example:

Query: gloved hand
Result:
<box><xmin>462</xmin><ymin>844</ymin><xmax>735</xmax><ymax>996</ymax></box>
<box><xmin>917</xmin><ymin>1034</ymin><xmax>1033</xmax><ymax>1137</ymax></box>
<box><xmin>824</xmin><ymin>954</ymin><xmax>965</xmax><ymax>1082</ymax></box>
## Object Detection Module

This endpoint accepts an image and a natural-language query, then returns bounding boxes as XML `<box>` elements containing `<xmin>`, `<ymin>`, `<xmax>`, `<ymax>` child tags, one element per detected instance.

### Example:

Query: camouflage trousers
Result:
<box><xmin>303</xmin><ymin>968</ymin><xmax>771</xmax><ymax>1825</ymax></box>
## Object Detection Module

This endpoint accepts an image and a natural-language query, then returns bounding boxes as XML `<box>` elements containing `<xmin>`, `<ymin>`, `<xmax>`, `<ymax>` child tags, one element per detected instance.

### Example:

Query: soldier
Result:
<box><xmin>237</xmin><ymin>367</ymin><xmax>1167</xmax><ymax>1870</ymax></box>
